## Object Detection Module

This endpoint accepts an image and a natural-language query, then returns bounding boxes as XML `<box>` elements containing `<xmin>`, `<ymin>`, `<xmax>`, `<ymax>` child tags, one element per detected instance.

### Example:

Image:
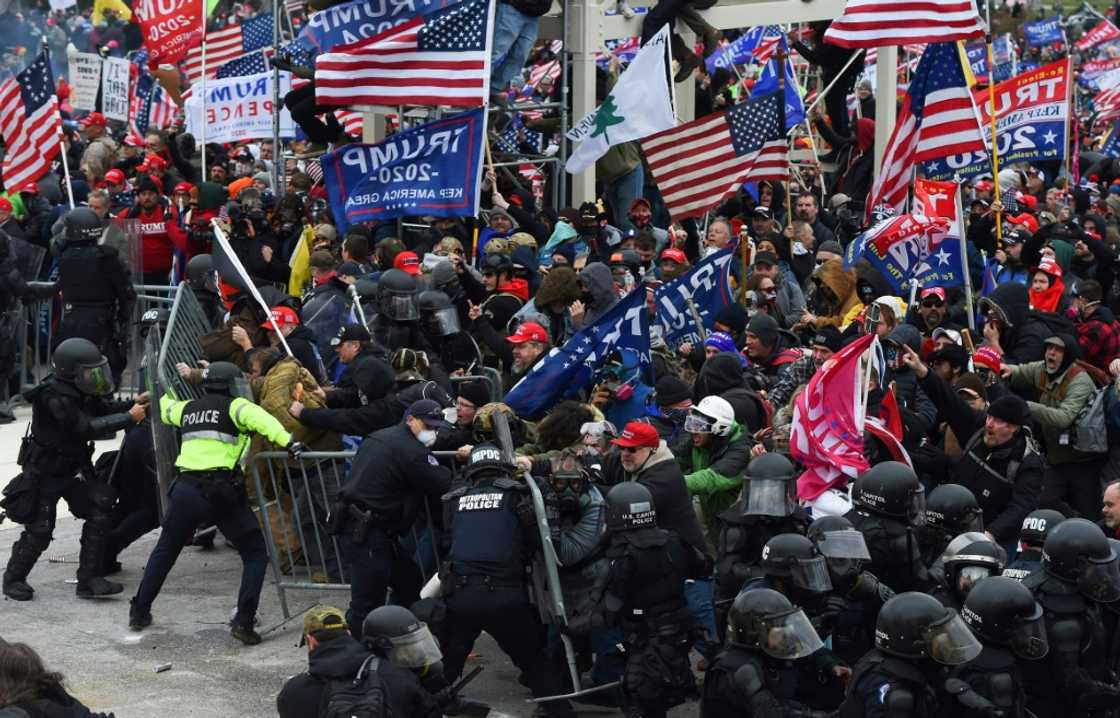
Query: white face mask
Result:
<box><xmin>417</xmin><ymin>429</ymin><xmax>438</xmax><ymax>447</ymax></box>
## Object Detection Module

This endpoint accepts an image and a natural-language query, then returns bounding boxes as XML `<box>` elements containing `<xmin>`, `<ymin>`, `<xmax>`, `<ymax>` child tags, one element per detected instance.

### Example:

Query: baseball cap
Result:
<box><xmin>660</xmin><ymin>248</ymin><xmax>687</xmax><ymax>264</ymax></box>
<box><xmin>753</xmin><ymin>251</ymin><xmax>778</xmax><ymax>268</ymax></box>
<box><xmin>0</xmin><ymin>197</ymin><xmax>10</xmax><ymax>213</ymax></box>
<box><xmin>261</xmin><ymin>306</ymin><xmax>300</xmax><ymax>329</ymax></box>
<box><xmin>611</xmin><ymin>420</ymin><xmax>660</xmax><ymax>449</ymax></box>
<box><xmin>931</xmin><ymin>327</ymin><xmax>962</xmax><ymax>345</ymax></box>
<box><xmin>124</xmin><ymin>133</ymin><xmax>145</xmax><ymax>148</ymax></box>
<box><xmin>1032</xmin><ymin>257</ymin><xmax>1062</xmax><ymax>279</ymax></box>
<box><xmin>973</xmin><ymin>180</ymin><xmax>993</xmax><ymax>192</ymax></box>
<box><xmin>829</xmin><ymin>193</ymin><xmax>852</xmax><ymax>210</ymax></box>
<box><xmin>330</xmin><ymin>324</ymin><xmax>371</xmax><ymax>346</ymax></box>
<box><xmin>336</xmin><ymin>261</ymin><xmax>363</xmax><ymax>279</ymax></box>
<box><xmin>751</xmin><ymin>206</ymin><xmax>772</xmax><ymax>218</ymax></box>
<box><xmin>405</xmin><ymin>399</ymin><xmax>453</xmax><ymax>429</ymax></box>
<box><xmin>973</xmin><ymin>346</ymin><xmax>1001</xmax><ymax>373</ymax></box>
<box><xmin>16</xmin><ymin>182</ymin><xmax>38</xmax><ymax>194</ymax></box>
<box><xmin>920</xmin><ymin>287</ymin><xmax>947</xmax><ymax>303</ymax></box>
<box><xmin>300</xmin><ymin>605</ymin><xmax>347</xmax><ymax>645</ymax></box>
<box><xmin>1003</xmin><ymin>229</ymin><xmax>1024</xmax><ymax>245</ymax></box>
<box><xmin>506</xmin><ymin>321</ymin><xmax>548</xmax><ymax>345</ymax></box>
<box><xmin>811</xmin><ymin>326</ymin><xmax>844</xmax><ymax>353</ymax></box>
<box><xmin>104</xmin><ymin>168</ymin><xmax>125</xmax><ymax>185</ymax></box>
<box><xmin>394</xmin><ymin>251</ymin><xmax>422</xmax><ymax>276</ymax></box>
<box><xmin>79</xmin><ymin>112</ymin><xmax>106</xmax><ymax>127</ymax></box>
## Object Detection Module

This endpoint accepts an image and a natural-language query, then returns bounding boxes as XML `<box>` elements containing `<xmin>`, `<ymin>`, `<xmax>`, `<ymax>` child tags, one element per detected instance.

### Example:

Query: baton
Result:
<box><xmin>526</xmin><ymin>680</ymin><xmax>622</xmax><ymax>703</ymax></box>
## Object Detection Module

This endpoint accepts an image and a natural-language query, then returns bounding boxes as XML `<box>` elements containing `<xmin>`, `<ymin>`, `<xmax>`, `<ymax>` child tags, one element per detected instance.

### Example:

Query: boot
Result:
<box><xmin>76</xmin><ymin>531</ymin><xmax>123</xmax><ymax>599</ymax></box>
<box><xmin>3</xmin><ymin>571</ymin><xmax>33</xmax><ymax>601</ymax></box>
<box><xmin>230</xmin><ymin>614</ymin><xmax>262</xmax><ymax>646</ymax></box>
<box><xmin>129</xmin><ymin>598</ymin><xmax>153</xmax><ymax>631</ymax></box>
<box><xmin>3</xmin><ymin>535</ymin><xmax>45</xmax><ymax>601</ymax></box>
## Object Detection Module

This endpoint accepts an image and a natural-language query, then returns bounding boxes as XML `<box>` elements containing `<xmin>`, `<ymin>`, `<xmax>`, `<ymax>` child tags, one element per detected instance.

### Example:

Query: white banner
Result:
<box><xmin>101</xmin><ymin>57</ymin><xmax>131</xmax><ymax>123</ymax></box>
<box><xmin>49</xmin><ymin>0</ymin><xmax>77</xmax><ymax>11</ymax></box>
<box><xmin>185</xmin><ymin>71</ymin><xmax>295</xmax><ymax>144</ymax></box>
<box><xmin>68</xmin><ymin>52</ymin><xmax>102</xmax><ymax>112</ymax></box>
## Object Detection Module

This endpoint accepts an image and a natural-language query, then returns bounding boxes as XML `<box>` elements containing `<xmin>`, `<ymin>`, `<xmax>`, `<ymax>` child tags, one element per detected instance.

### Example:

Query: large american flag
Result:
<box><xmin>182</xmin><ymin>14</ymin><xmax>273</xmax><ymax>86</ymax></box>
<box><xmin>314</xmin><ymin>0</ymin><xmax>490</xmax><ymax>107</ymax></box>
<box><xmin>867</xmin><ymin>42</ymin><xmax>984</xmax><ymax>217</ymax></box>
<box><xmin>824</xmin><ymin>0</ymin><xmax>984</xmax><ymax>49</ymax></box>
<box><xmin>0</xmin><ymin>51</ymin><xmax>61</xmax><ymax>190</ymax></box>
<box><xmin>216</xmin><ymin>48</ymin><xmax>271</xmax><ymax>79</ymax></box>
<box><xmin>642</xmin><ymin>91</ymin><xmax>789</xmax><ymax>221</ymax></box>
<box><xmin>131</xmin><ymin>72</ymin><xmax>179</xmax><ymax>135</ymax></box>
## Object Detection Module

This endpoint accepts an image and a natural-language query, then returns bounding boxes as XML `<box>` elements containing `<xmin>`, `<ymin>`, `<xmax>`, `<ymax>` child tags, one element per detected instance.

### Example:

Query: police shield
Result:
<box><xmin>102</xmin><ymin>218</ymin><xmax>144</xmax><ymax>279</ymax></box>
<box><xmin>145</xmin><ymin>326</ymin><xmax>178</xmax><ymax>519</ymax></box>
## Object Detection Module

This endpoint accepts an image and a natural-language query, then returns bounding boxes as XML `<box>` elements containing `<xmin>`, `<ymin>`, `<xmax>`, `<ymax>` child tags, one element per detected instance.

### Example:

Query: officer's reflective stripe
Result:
<box><xmin>182</xmin><ymin>430</ymin><xmax>240</xmax><ymax>444</ymax></box>
<box><xmin>233</xmin><ymin>400</ymin><xmax>249</xmax><ymax>428</ymax></box>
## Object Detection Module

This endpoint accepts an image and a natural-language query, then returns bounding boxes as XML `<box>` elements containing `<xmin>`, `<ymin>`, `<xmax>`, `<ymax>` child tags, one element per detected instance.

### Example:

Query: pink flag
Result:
<box><xmin>790</xmin><ymin>333</ymin><xmax>875</xmax><ymax>501</ymax></box>
<box><xmin>1077</xmin><ymin>19</ymin><xmax>1120</xmax><ymax>51</ymax></box>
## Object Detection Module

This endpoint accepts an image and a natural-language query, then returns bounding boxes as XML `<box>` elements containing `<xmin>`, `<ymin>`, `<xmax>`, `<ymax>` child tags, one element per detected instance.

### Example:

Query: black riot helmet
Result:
<box><xmin>875</xmin><ymin>592</ymin><xmax>982</xmax><ymax>665</ymax></box>
<box><xmin>1040</xmin><ymin>517</ymin><xmax>1120</xmax><ymax>602</ymax></box>
<box><xmin>761</xmin><ymin>533</ymin><xmax>833</xmax><ymax>593</ymax></box>
<box><xmin>962</xmin><ymin>576</ymin><xmax>1048</xmax><ymax>660</ymax></box>
<box><xmin>741</xmin><ymin>452</ymin><xmax>797</xmax><ymax>517</ymax></box>
<box><xmin>63</xmin><ymin>207</ymin><xmax>104</xmax><ymax>244</ymax></box>
<box><xmin>187</xmin><ymin>254</ymin><xmax>218</xmax><ymax>294</ymax></box>
<box><xmin>376</xmin><ymin>268</ymin><xmax>419</xmax><ymax>321</ymax></box>
<box><xmin>138</xmin><ymin>306</ymin><xmax>171</xmax><ymax>340</ymax></box>
<box><xmin>1018</xmin><ymin>509</ymin><xmax>1066</xmax><ymax>550</ymax></box>
<box><xmin>417</xmin><ymin>290</ymin><xmax>461</xmax><ymax>337</ymax></box>
<box><xmin>925</xmin><ymin>484</ymin><xmax>983</xmax><ymax>537</ymax></box>
<box><xmin>726</xmin><ymin>588</ymin><xmax>824</xmax><ymax>660</ymax></box>
<box><xmin>808</xmin><ymin>515</ymin><xmax>871</xmax><ymax>583</ymax></box>
<box><xmin>852</xmin><ymin>461</ymin><xmax>926</xmax><ymax>526</ymax></box>
<box><xmin>461</xmin><ymin>442</ymin><xmax>516</xmax><ymax>483</ymax></box>
<box><xmin>51</xmin><ymin>338</ymin><xmax>113</xmax><ymax>396</ymax></box>
<box><xmin>202</xmin><ymin>361</ymin><xmax>245</xmax><ymax>396</ymax></box>
<box><xmin>355</xmin><ymin>277</ymin><xmax>379</xmax><ymax>301</ymax></box>
<box><xmin>361</xmin><ymin>605</ymin><xmax>443</xmax><ymax>670</ymax></box>
<box><xmin>482</xmin><ymin>253</ymin><xmax>515</xmax><ymax>283</ymax></box>
<box><xmin>605</xmin><ymin>481</ymin><xmax>657</xmax><ymax>533</ymax></box>
<box><xmin>942</xmin><ymin>534</ymin><xmax>1007</xmax><ymax>599</ymax></box>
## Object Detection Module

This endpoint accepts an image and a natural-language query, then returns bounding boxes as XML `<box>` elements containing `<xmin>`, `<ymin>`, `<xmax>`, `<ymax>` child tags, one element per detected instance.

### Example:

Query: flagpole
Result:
<box><xmin>983</xmin><ymin>2</ymin><xmax>1002</xmax><ymax>251</ymax></box>
<box><xmin>272</xmin><ymin>0</ymin><xmax>282</xmax><ymax>195</ymax></box>
<box><xmin>799</xmin><ymin>49</ymin><xmax>864</xmax><ymax>118</ymax></box>
<box><xmin>199</xmin><ymin>2</ymin><xmax>208</xmax><ymax>181</ymax></box>
<box><xmin>1065</xmin><ymin>56</ymin><xmax>1074</xmax><ymax>181</ymax></box>
<box><xmin>954</xmin><ymin>176</ymin><xmax>976</xmax><ymax>332</ymax></box>
<box><xmin>44</xmin><ymin>43</ymin><xmax>75</xmax><ymax>209</ymax></box>
<box><xmin>776</xmin><ymin>46</ymin><xmax>792</xmax><ymax>231</ymax></box>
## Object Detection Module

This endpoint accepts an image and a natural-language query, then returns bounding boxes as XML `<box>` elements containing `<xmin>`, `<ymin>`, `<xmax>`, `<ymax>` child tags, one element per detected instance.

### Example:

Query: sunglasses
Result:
<box><xmin>549</xmin><ymin>474</ymin><xmax>584</xmax><ymax>491</ymax></box>
<box><xmin>921</xmin><ymin>298</ymin><xmax>945</xmax><ymax>308</ymax></box>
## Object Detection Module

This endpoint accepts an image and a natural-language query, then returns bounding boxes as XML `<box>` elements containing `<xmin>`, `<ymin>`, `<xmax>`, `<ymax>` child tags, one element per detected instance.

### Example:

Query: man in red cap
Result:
<box><xmin>503</xmin><ymin>320</ymin><xmax>549</xmax><ymax>381</ymax></box>
<box><xmin>78</xmin><ymin>112</ymin><xmax>118</xmax><ymax>181</ymax></box>
<box><xmin>659</xmin><ymin>248</ymin><xmax>690</xmax><ymax>280</ymax></box>
<box><xmin>392</xmin><ymin>251</ymin><xmax>422</xmax><ymax>276</ymax></box>
<box><xmin>913</xmin><ymin>287</ymin><xmax>960</xmax><ymax>338</ymax></box>
<box><xmin>260</xmin><ymin>306</ymin><xmax>328</xmax><ymax>385</ymax></box>
<box><xmin>117</xmin><ymin>174</ymin><xmax>180</xmax><ymax>285</ymax></box>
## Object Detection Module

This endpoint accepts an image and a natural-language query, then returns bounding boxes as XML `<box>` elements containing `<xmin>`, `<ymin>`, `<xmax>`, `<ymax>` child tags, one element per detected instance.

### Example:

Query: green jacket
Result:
<box><xmin>680</xmin><ymin>422</ymin><xmax>752</xmax><ymax>545</ymax></box>
<box><xmin>160</xmin><ymin>393</ymin><xmax>292</xmax><ymax>472</ymax></box>
<box><xmin>1008</xmin><ymin>361</ymin><xmax>1096</xmax><ymax>465</ymax></box>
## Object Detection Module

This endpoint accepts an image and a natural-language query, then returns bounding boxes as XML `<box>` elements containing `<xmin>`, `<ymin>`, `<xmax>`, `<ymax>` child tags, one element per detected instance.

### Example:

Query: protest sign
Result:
<box><xmin>101</xmin><ymin>57</ymin><xmax>131</xmax><ymax>122</ymax></box>
<box><xmin>134</xmin><ymin>0</ymin><xmax>204</xmax><ymax>65</ymax></box>
<box><xmin>68</xmin><ymin>52</ymin><xmax>102</xmax><ymax>112</ymax></box>
<box><xmin>1024</xmin><ymin>17</ymin><xmax>1063</xmax><ymax>47</ymax></box>
<box><xmin>184</xmin><ymin>71</ymin><xmax>294</xmax><ymax>144</ymax></box>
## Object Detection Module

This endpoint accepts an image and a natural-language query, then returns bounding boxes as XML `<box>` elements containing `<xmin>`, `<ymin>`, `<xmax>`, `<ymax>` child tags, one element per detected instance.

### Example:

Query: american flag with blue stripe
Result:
<box><xmin>216</xmin><ymin>49</ymin><xmax>271</xmax><ymax>78</ymax></box>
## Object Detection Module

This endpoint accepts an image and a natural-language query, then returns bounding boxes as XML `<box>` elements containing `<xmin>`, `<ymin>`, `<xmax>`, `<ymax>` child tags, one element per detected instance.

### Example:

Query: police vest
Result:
<box><xmin>715</xmin><ymin>512</ymin><xmax>808</xmax><ymax>598</ymax></box>
<box><xmin>702</xmin><ymin>646</ymin><xmax>799</xmax><ymax>718</ymax></box>
<box><xmin>841</xmin><ymin>651</ymin><xmax>940</xmax><ymax>718</ymax></box>
<box><xmin>448</xmin><ymin>481</ymin><xmax>525</xmax><ymax>581</ymax></box>
<box><xmin>58</xmin><ymin>244</ymin><xmax>122</xmax><ymax>305</ymax></box>
<box><xmin>179</xmin><ymin>394</ymin><xmax>241</xmax><ymax>446</ymax></box>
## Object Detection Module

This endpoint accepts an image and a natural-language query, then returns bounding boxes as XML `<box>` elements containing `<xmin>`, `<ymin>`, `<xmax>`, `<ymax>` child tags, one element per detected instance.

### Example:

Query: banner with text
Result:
<box><xmin>654</xmin><ymin>247</ymin><xmax>734</xmax><ymax>350</ymax></box>
<box><xmin>320</xmin><ymin>108</ymin><xmax>485</xmax><ymax>231</ymax></box>
<box><xmin>101</xmin><ymin>57</ymin><xmax>131</xmax><ymax>122</ymax></box>
<box><xmin>184</xmin><ymin>71</ymin><xmax>294</xmax><ymax>144</ymax></box>
<box><xmin>68</xmin><ymin>52</ymin><xmax>102</xmax><ymax>112</ymax></box>
<box><xmin>285</xmin><ymin>0</ymin><xmax>461</xmax><ymax>62</ymax></box>
<box><xmin>1024</xmin><ymin>17</ymin><xmax>1064</xmax><ymax>47</ymax></box>
<box><xmin>135</xmin><ymin>0</ymin><xmax>204</xmax><ymax>65</ymax></box>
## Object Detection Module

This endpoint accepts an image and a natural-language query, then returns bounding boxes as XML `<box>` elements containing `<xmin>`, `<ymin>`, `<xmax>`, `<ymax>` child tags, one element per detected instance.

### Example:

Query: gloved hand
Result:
<box><xmin>287</xmin><ymin>441</ymin><xmax>308</xmax><ymax>459</ymax></box>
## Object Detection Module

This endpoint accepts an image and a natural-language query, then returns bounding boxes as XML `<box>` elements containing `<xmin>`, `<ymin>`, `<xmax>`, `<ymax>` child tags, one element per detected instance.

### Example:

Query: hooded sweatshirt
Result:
<box><xmin>1028</xmin><ymin>266</ymin><xmax>1065</xmax><ymax>314</ymax></box>
<box><xmin>577</xmin><ymin>262</ymin><xmax>619</xmax><ymax>327</ymax></box>
<box><xmin>811</xmin><ymin>258</ymin><xmax>863</xmax><ymax>330</ymax></box>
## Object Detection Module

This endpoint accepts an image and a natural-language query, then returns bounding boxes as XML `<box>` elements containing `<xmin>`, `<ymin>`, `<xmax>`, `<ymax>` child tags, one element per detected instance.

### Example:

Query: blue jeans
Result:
<box><xmin>604</xmin><ymin>163</ymin><xmax>645</xmax><ymax>230</ymax></box>
<box><xmin>490</xmin><ymin>3</ymin><xmax>540</xmax><ymax>93</ymax></box>
<box><xmin>685</xmin><ymin>578</ymin><xmax>718</xmax><ymax>658</ymax></box>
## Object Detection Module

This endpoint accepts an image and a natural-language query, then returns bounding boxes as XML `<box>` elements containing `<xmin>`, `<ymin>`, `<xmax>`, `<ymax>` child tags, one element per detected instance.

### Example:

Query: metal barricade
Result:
<box><xmin>251</xmin><ymin>450</ymin><xmax>459</xmax><ymax>621</ymax></box>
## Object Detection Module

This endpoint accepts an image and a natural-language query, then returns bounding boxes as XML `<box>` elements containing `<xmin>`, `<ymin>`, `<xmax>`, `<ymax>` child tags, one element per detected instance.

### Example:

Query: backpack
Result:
<box><xmin>1074</xmin><ymin>383</ymin><xmax>1116</xmax><ymax>455</ymax></box>
<box><xmin>318</xmin><ymin>656</ymin><xmax>395</xmax><ymax>718</ymax></box>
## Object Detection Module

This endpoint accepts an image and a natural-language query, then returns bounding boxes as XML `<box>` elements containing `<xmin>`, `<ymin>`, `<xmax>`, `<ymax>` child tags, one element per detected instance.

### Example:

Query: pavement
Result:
<box><xmin>0</xmin><ymin>404</ymin><xmax>695</xmax><ymax>717</ymax></box>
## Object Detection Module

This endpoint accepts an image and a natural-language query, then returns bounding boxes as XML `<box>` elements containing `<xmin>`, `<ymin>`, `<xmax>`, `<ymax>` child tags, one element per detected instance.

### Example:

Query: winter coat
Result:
<box><xmin>249</xmin><ymin>356</ymin><xmax>338</xmax><ymax>465</ymax></box>
<box><xmin>985</xmin><ymin>281</ymin><xmax>1075</xmax><ymax>365</ymax></box>
<box><xmin>1008</xmin><ymin>359</ymin><xmax>1097</xmax><ymax>465</ymax></box>
<box><xmin>577</xmin><ymin>262</ymin><xmax>619</xmax><ymax>328</ymax></box>
<box><xmin>811</xmin><ymin>258</ymin><xmax>863</xmax><ymax>330</ymax></box>
<box><xmin>679</xmin><ymin>422</ymin><xmax>753</xmax><ymax>545</ymax></box>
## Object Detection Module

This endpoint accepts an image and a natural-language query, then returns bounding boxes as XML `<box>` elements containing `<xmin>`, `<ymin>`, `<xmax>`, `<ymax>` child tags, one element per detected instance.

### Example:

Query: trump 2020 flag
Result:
<box><xmin>320</xmin><ymin>108</ymin><xmax>486</xmax><ymax>232</ymax></box>
<box><xmin>505</xmin><ymin>289</ymin><xmax>652</xmax><ymax>420</ymax></box>
<box><xmin>844</xmin><ymin>213</ymin><xmax>960</xmax><ymax>293</ymax></box>
<box><xmin>565</xmin><ymin>24</ymin><xmax>675</xmax><ymax>174</ymax></box>
<box><xmin>654</xmin><ymin>247</ymin><xmax>734</xmax><ymax>350</ymax></box>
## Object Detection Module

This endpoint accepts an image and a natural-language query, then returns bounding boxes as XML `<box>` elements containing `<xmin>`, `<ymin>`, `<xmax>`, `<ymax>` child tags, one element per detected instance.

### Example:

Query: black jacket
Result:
<box><xmin>918</xmin><ymin>370</ymin><xmax>1043</xmax><ymax>543</ymax></box>
<box><xmin>283</xmin><ymin>325</ymin><xmax>328</xmax><ymax>386</ymax></box>
<box><xmin>327</xmin><ymin>344</ymin><xmax>394</xmax><ymax>409</ymax></box>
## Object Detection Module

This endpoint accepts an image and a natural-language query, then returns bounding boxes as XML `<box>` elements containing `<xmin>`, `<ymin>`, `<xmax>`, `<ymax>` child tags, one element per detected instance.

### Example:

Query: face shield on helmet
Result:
<box><xmin>74</xmin><ymin>357</ymin><xmax>114</xmax><ymax>396</ymax></box>
<box><xmin>1077</xmin><ymin>554</ymin><xmax>1120</xmax><ymax>603</ymax></box>
<box><xmin>924</xmin><ymin>611</ymin><xmax>983</xmax><ymax>665</ymax></box>
<box><xmin>956</xmin><ymin>565</ymin><xmax>993</xmax><ymax>596</ymax></box>
<box><xmin>385</xmin><ymin>622</ymin><xmax>443</xmax><ymax>669</ymax></box>
<box><xmin>684</xmin><ymin>411</ymin><xmax>716</xmax><ymax>434</ymax></box>
<box><xmin>908</xmin><ymin>485</ymin><xmax>928</xmax><ymax>528</ymax></box>
<box><xmin>381</xmin><ymin>292</ymin><xmax>419</xmax><ymax>321</ymax></box>
<box><xmin>755</xmin><ymin>607</ymin><xmax>825</xmax><ymax>660</ymax></box>
<box><xmin>423</xmin><ymin>306</ymin><xmax>461</xmax><ymax>336</ymax></box>
<box><xmin>789</xmin><ymin>554</ymin><xmax>834</xmax><ymax>592</ymax></box>
<box><xmin>814</xmin><ymin>529</ymin><xmax>872</xmax><ymax>561</ymax></box>
<box><xmin>743</xmin><ymin>479</ymin><xmax>795</xmax><ymax>517</ymax></box>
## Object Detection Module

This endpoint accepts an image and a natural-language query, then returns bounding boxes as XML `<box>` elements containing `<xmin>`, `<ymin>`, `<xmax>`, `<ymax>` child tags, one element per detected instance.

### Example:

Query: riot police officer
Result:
<box><xmin>1021</xmin><ymin>518</ymin><xmax>1120</xmax><ymax>717</ymax></box>
<box><xmin>948</xmin><ymin>575</ymin><xmax>1048</xmax><ymax>718</ymax></box>
<box><xmin>186</xmin><ymin>253</ymin><xmax>225</xmax><ymax>329</ymax></box>
<box><xmin>1003</xmin><ymin>509</ymin><xmax>1065</xmax><ymax>581</ymax></box>
<box><xmin>1</xmin><ymin>338</ymin><xmax>146</xmax><ymax>601</ymax></box>
<box><xmin>701</xmin><ymin>587</ymin><xmax>828</xmax><ymax>718</ymax></box>
<box><xmin>52</xmin><ymin>208</ymin><xmax>136</xmax><ymax>384</ymax></box>
<box><xmin>567</xmin><ymin>481</ymin><xmax>709</xmax><ymax>718</ymax></box>
<box><xmin>845</xmin><ymin>461</ymin><xmax>932</xmax><ymax>593</ymax></box>
<box><xmin>129</xmin><ymin>361</ymin><xmax>302</xmax><ymax>645</ymax></box>
<box><xmin>439</xmin><ymin>444</ymin><xmax>572</xmax><ymax>717</ymax></box>
<box><xmin>933</xmin><ymin>533</ymin><xmax>1006</xmax><ymax>610</ymax></box>
<box><xmin>918</xmin><ymin>484</ymin><xmax>984</xmax><ymax>568</ymax></box>
<box><xmin>371</xmin><ymin>268</ymin><xmax>432</xmax><ymax>355</ymax></box>
<box><xmin>839</xmin><ymin>592</ymin><xmax>982</xmax><ymax>718</ymax></box>
<box><xmin>417</xmin><ymin>289</ymin><xmax>476</xmax><ymax>374</ymax></box>
<box><xmin>715</xmin><ymin>452</ymin><xmax>811</xmax><ymax>638</ymax></box>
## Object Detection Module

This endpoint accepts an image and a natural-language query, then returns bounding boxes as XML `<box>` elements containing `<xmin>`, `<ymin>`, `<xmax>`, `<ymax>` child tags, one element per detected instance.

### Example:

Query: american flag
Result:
<box><xmin>131</xmin><ymin>73</ymin><xmax>179</xmax><ymax>135</ymax></box>
<box><xmin>867</xmin><ymin>42</ymin><xmax>984</xmax><ymax>217</ymax></box>
<box><xmin>216</xmin><ymin>49</ymin><xmax>271</xmax><ymax>78</ymax></box>
<box><xmin>642</xmin><ymin>91</ymin><xmax>789</xmax><ymax>221</ymax></box>
<box><xmin>824</xmin><ymin>0</ymin><xmax>984</xmax><ymax>49</ymax></box>
<box><xmin>0</xmin><ymin>51</ymin><xmax>61</xmax><ymax>190</ymax></box>
<box><xmin>1096</xmin><ymin>84</ymin><xmax>1120</xmax><ymax>122</ymax></box>
<box><xmin>493</xmin><ymin>116</ymin><xmax>544</xmax><ymax>154</ymax></box>
<box><xmin>752</xmin><ymin>33</ymin><xmax>782</xmax><ymax>64</ymax></box>
<box><xmin>315</xmin><ymin>0</ymin><xmax>490</xmax><ymax>108</ymax></box>
<box><xmin>182</xmin><ymin>14</ymin><xmax>273</xmax><ymax>86</ymax></box>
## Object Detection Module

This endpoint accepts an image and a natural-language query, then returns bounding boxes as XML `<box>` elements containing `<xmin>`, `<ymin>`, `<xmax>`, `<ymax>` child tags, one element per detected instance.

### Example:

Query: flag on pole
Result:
<box><xmin>750</xmin><ymin>36</ymin><xmax>805</xmax><ymax>131</ymax></box>
<box><xmin>866</xmin><ymin>42</ymin><xmax>985</xmax><ymax>217</ymax></box>
<box><xmin>1076</xmin><ymin>18</ymin><xmax>1120</xmax><ymax>50</ymax></box>
<box><xmin>314</xmin><ymin>0</ymin><xmax>493</xmax><ymax>108</ymax></box>
<box><xmin>216</xmin><ymin>49</ymin><xmax>272</xmax><ymax>79</ymax></box>
<box><xmin>131</xmin><ymin>73</ymin><xmax>179</xmax><ymax>135</ymax></box>
<box><xmin>823</xmin><ymin>0</ymin><xmax>984</xmax><ymax>49</ymax></box>
<box><xmin>641</xmin><ymin>91</ymin><xmax>788</xmax><ymax>221</ymax></box>
<box><xmin>182</xmin><ymin>14</ymin><xmax>274</xmax><ymax>86</ymax></box>
<box><xmin>0</xmin><ymin>51</ymin><xmax>61</xmax><ymax>191</ymax></box>
<box><xmin>565</xmin><ymin>24</ymin><xmax>675</xmax><ymax>174</ymax></box>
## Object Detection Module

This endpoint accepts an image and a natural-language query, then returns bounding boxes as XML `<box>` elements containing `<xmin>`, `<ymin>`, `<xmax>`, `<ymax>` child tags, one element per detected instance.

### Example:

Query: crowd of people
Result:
<box><xmin>9</xmin><ymin>0</ymin><xmax>1120</xmax><ymax>716</ymax></box>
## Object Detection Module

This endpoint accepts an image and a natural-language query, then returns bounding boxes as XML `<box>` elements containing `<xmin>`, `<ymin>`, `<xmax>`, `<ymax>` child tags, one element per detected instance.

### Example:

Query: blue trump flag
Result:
<box><xmin>1025</xmin><ymin>17</ymin><xmax>1064</xmax><ymax>47</ymax></box>
<box><xmin>283</xmin><ymin>0</ymin><xmax>461</xmax><ymax>63</ymax></box>
<box><xmin>751</xmin><ymin>37</ymin><xmax>804</xmax><ymax>130</ymax></box>
<box><xmin>654</xmin><ymin>248</ymin><xmax>734</xmax><ymax>350</ymax></box>
<box><xmin>505</xmin><ymin>289</ymin><xmax>652</xmax><ymax>420</ymax></box>
<box><xmin>321</xmin><ymin>108</ymin><xmax>486</xmax><ymax>232</ymax></box>
<box><xmin>703</xmin><ymin>25</ymin><xmax>780</xmax><ymax>75</ymax></box>
<box><xmin>1103</xmin><ymin>120</ymin><xmax>1120</xmax><ymax>158</ymax></box>
<box><xmin>844</xmin><ymin>215</ymin><xmax>966</xmax><ymax>293</ymax></box>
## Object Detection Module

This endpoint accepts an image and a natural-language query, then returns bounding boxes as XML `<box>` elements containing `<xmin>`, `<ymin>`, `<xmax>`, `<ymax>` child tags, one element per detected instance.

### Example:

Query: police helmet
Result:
<box><xmin>355</xmin><ymin>277</ymin><xmax>379</xmax><ymax>300</ymax></box>
<box><xmin>605</xmin><ymin>482</ymin><xmax>657</xmax><ymax>532</ymax></box>
<box><xmin>727</xmin><ymin>587</ymin><xmax>824</xmax><ymax>660</ymax></box>
<box><xmin>961</xmin><ymin>576</ymin><xmax>1048</xmax><ymax>660</ymax></box>
<box><xmin>376</xmin><ymin>268</ymin><xmax>418</xmax><ymax>321</ymax></box>
<box><xmin>925</xmin><ymin>484</ymin><xmax>983</xmax><ymax>537</ymax></box>
<box><xmin>202</xmin><ymin>361</ymin><xmax>244</xmax><ymax>396</ymax></box>
<box><xmin>807</xmin><ymin>514</ymin><xmax>872</xmax><ymax>579</ymax></box>
<box><xmin>852</xmin><ymin>461</ymin><xmax>926</xmax><ymax>524</ymax></box>
<box><xmin>1040</xmin><ymin>517</ymin><xmax>1120</xmax><ymax>602</ymax></box>
<box><xmin>741</xmin><ymin>452</ymin><xmax>797</xmax><ymax>517</ymax></box>
<box><xmin>1018</xmin><ymin>509</ymin><xmax>1066</xmax><ymax>549</ymax></box>
<box><xmin>942</xmin><ymin>534</ymin><xmax>1007</xmax><ymax>598</ymax></box>
<box><xmin>52</xmin><ymin>338</ymin><xmax>113</xmax><ymax>396</ymax></box>
<box><xmin>875</xmin><ymin>592</ymin><xmax>982</xmax><ymax>665</ymax></box>
<box><xmin>760</xmin><ymin>534</ymin><xmax>833</xmax><ymax>593</ymax></box>
<box><xmin>186</xmin><ymin>254</ymin><xmax>218</xmax><ymax>293</ymax></box>
<box><xmin>462</xmin><ymin>443</ymin><xmax>516</xmax><ymax>482</ymax></box>
<box><xmin>362</xmin><ymin>605</ymin><xmax>443</xmax><ymax>669</ymax></box>
<box><xmin>63</xmin><ymin>207</ymin><xmax>104</xmax><ymax>244</ymax></box>
<box><xmin>417</xmin><ymin>290</ymin><xmax>460</xmax><ymax>337</ymax></box>
<box><xmin>482</xmin><ymin>253</ymin><xmax>514</xmax><ymax>280</ymax></box>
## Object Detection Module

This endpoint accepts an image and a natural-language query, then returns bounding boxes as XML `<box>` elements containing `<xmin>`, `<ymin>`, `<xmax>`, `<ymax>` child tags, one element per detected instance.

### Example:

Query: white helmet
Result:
<box><xmin>685</xmin><ymin>395</ymin><xmax>735</xmax><ymax>437</ymax></box>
